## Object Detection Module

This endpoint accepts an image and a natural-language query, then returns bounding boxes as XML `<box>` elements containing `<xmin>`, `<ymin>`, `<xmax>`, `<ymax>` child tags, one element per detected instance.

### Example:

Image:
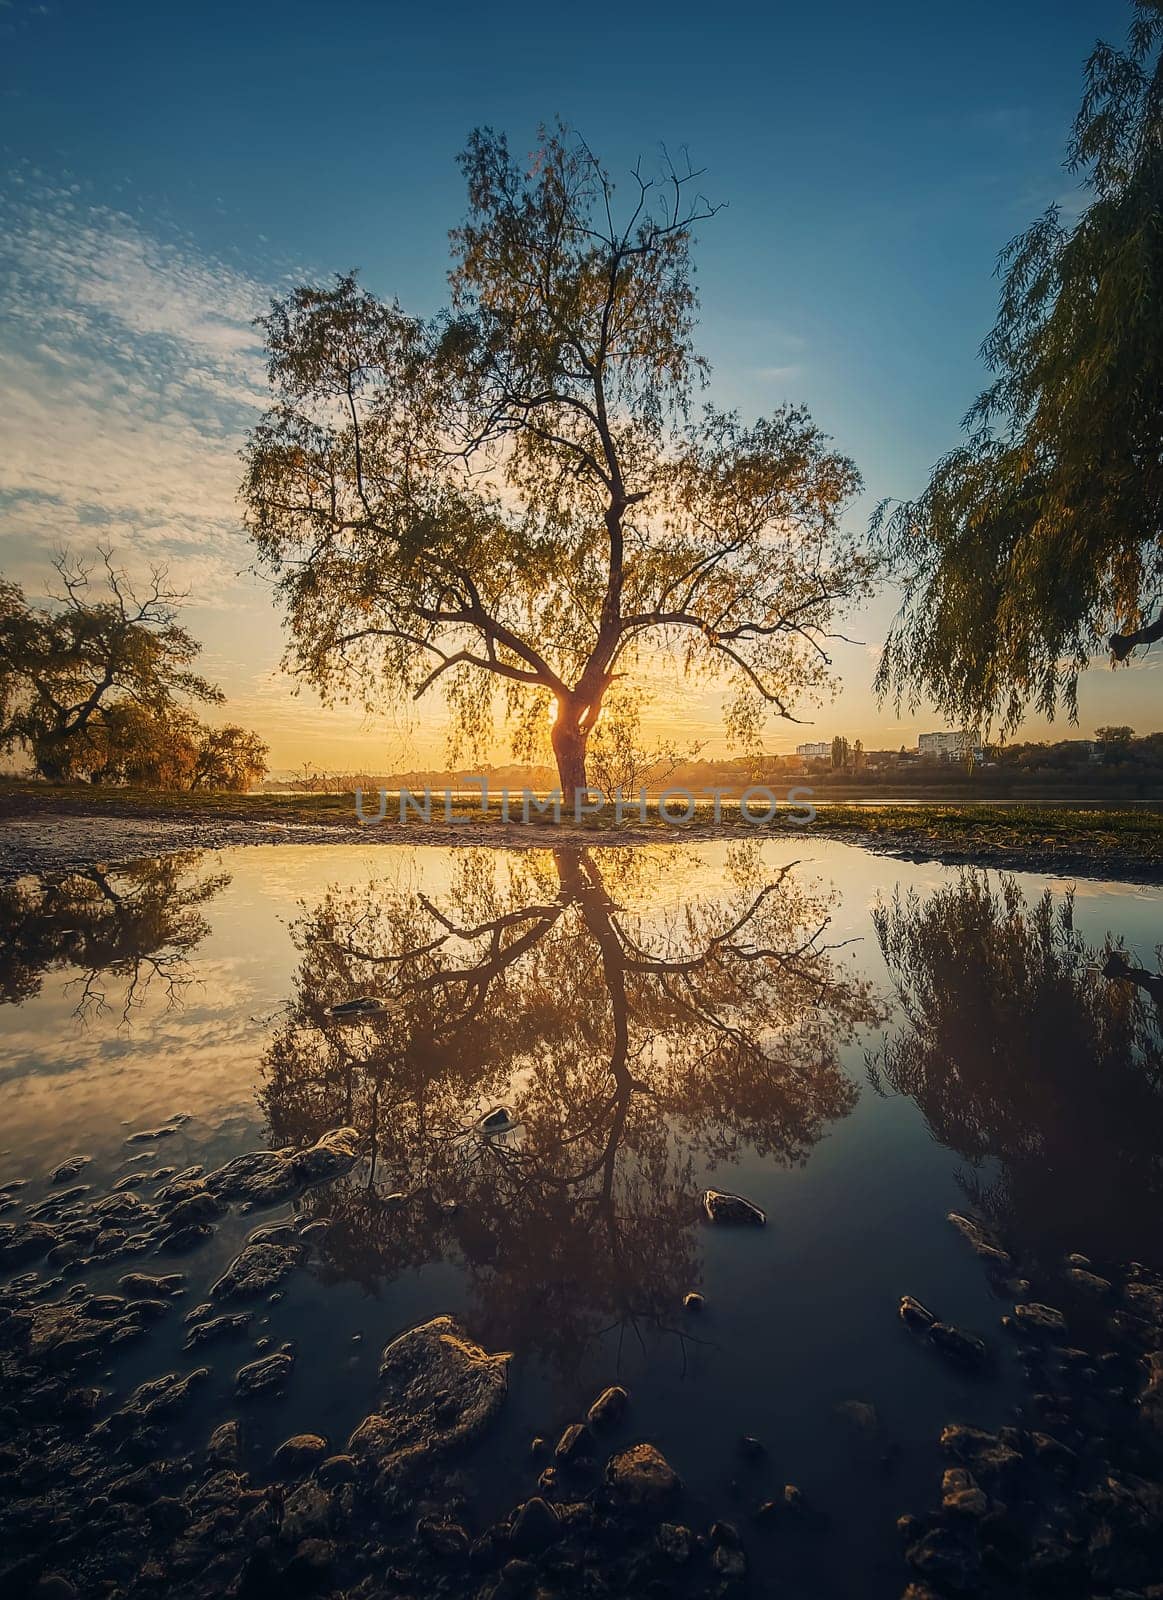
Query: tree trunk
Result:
<box><xmin>551</xmin><ymin>706</ymin><xmax>589</xmax><ymax>798</ymax></box>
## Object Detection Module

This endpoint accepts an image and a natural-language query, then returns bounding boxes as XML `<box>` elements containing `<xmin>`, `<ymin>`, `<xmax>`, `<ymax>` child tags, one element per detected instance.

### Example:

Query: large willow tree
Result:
<box><xmin>242</xmin><ymin>127</ymin><xmax>870</xmax><ymax>792</ymax></box>
<box><xmin>876</xmin><ymin>2</ymin><xmax>1163</xmax><ymax>733</ymax></box>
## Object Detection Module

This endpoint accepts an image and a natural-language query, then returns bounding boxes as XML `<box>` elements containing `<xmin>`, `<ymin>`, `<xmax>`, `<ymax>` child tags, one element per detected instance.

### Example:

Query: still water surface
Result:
<box><xmin>2</xmin><ymin>839</ymin><xmax>1160</xmax><ymax>1595</ymax></box>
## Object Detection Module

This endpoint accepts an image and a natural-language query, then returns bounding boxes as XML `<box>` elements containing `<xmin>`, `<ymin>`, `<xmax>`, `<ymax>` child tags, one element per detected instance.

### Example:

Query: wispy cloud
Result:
<box><xmin>0</xmin><ymin>170</ymin><xmax>279</xmax><ymax>599</ymax></box>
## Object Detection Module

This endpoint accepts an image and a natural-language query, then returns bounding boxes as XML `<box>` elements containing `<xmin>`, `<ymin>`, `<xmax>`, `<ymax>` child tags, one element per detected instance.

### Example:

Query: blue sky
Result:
<box><xmin>2</xmin><ymin>0</ymin><xmax>1155</xmax><ymax>769</ymax></box>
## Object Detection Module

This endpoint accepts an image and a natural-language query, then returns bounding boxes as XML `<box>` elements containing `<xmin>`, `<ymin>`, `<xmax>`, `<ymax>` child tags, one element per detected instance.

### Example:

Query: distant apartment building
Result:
<box><xmin>918</xmin><ymin>730</ymin><xmax>975</xmax><ymax>760</ymax></box>
<box><xmin>795</xmin><ymin>741</ymin><xmax>831</xmax><ymax>759</ymax></box>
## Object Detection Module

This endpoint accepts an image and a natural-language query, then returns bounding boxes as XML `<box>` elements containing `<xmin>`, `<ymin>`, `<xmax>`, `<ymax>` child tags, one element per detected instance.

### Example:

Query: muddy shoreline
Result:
<box><xmin>1</xmin><ymin>808</ymin><xmax>1161</xmax><ymax>885</ymax></box>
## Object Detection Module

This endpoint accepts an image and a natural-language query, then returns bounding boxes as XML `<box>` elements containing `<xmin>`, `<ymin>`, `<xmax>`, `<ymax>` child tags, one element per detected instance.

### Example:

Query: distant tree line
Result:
<box><xmin>0</xmin><ymin>552</ymin><xmax>269</xmax><ymax>791</ymax></box>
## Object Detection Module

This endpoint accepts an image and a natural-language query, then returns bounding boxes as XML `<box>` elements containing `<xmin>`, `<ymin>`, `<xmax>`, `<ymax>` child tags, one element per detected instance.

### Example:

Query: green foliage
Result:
<box><xmin>243</xmin><ymin>125</ymin><xmax>871</xmax><ymax>789</ymax></box>
<box><xmin>0</xmin><ymin>551</ymin><xmax>267</xmax><ymax>789</ymax></box>
<box><xmin>875</xmin><ymin>2</ymin><xmax>1163</xmax><ymax>733</ymax></box>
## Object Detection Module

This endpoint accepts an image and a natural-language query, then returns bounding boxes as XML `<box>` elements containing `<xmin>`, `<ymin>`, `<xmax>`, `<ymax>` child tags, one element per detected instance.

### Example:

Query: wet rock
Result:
<box><xmin>236</xmin><ymin>1351</ymin><xmax>295</xmax><ymax>1397</ymax></box>
<box><xmin>702</xmin><ymin>1189</ymin><xmax>766</xmax><ymax>1225</ymax></box>
<box><xmin>508</xmin><ymin>1496</ymin><xmax>560</xmax><ymax>1554</ymax></box>
<box><xmin>273</xmin><ymin>1434</ymin><xmax>329</xmax><ymax>1474</ymax></box>
<box><xmin>477</xmin><ymin>1106</ymin><xmax>519</xmax><ymax>1135</ymax></box>
<box><xmin>157</xmin><ymin>1223</ymin><xmax>214</xmax><ymax>1254</ymax></box>
<box><xmin>184</xmin><ymin>1311</ymin><xmax>253</xmax><ymax>1348</ymax></box>
<box><xmin>1140</xmin><ymin>1350</ymin><xmax>1163</xmax><ymax>1435</ymax></box>
<box><xmin>738</xmin><ymin>1433</ymin><xmax>766</xmax><ymax>1460</ymax></box>
<box><xmin>1066</xmin><ymin>1267</ymin><xmax>1112</xmax><ymax>1296</ymax></box>
<box><xmin>280</xmin><ymin>1479</ymin><xmax>331</xmax><ymax>1542</ymax></box>
<box><xmin>900</xmin><ymin>1294</ymin><xmax>936</xmax><ymax>1329</ymax></box>
<box><xmin>163</xmin><ymin>1191</ymin><xmax>224</xmax><ymax>1228</ymax></box>
<box><xmin>48</xmin><ymin>1156</ymin><xmax>91</xmax><ymax>1184</ymax></box>
<box><xmin>782</xmin><ymin>1483</ymin><xmax>804</xmax><ymax>1511</ymax></box>
<box><xmin>1029</xmin><ymin>1430</ymin><xmax>1078</xmax><ymax>1470</ymax></box>
<box><xmin>942</xmin><ymin>1467</ymin><xmax>989</xmax><ymax>1517</ymax></box>
<box><xmin>326</xmin><ymin>995</ymin><xmax>386</xmax><ymax>1018</ymax></box>
<box><xmin>606</xmin><ymin>1443</ymin><xmax>682</xmax><ymax>1506</ymax></box>
<box><xmin>554</xmin><ymin>1422</ymin><xmax>593</xmax><ymax>1463</ymax></box>
<box><xmin>0</xmin><ymin>1220</ymin><xmax>57</xmax><ymax>1267</ymax></box>
<box><xmin>537</xmin><ymin>1465</ymin><xmax>560</xmax><ymax>1495</ymax></box>
<box><xmin>905</xmin><ymin>1525</ymin><xmax>981</xmax><ymax>1591</ymax></box>
<box><xmin>927</xmin><ymin>1321</ymin><xmax>988</xmax><ymax>1367</ymax></box>
<box><xmin>1012</xmin><ymin>1302</ymin><xmax>1067</xmax><ymax>1336</ymax></box>
<box><xmin>125</xmin><ymin>1125</ymin><xmax>180</xmax><ymax>1143</ymax></box>
<box><xmin>315</xmin><ymin>1454</ymin><xmax>356</xmax><ymax>1488</ymax></box>
<box><xmin>204</xmin><ymin>1127</ymin><xmax>362</xmax><ymax>1208</ymax></box>
<box><xmin>587</xmin><ymin>1384</ymin><xmax>628</xmax><ymax>1429</ymax></box>
<box><xmin>682</xmin><ymin>1291</ymin><xmax>705</xmax><ymax>1311</ymax></box>
<box><xmin>207</xmin><ymin>1418</ymin><xmax>242</xmax><ymax>1466</ymax></box>
<box><xmin>711</xmin><ymin>1541</ymin><xmax>747</xmax><ymax>1579</ymax></box>
<box><xmin>657</xmin><ymin>1522</ymin><xmax>693</xmax><ymax>1562</ymax></box>
<box><xmin>110</xmin><ymin>1367</ymin><xmax>211</xmax><ymax>1428</ymax></box>
<box><xmin>417</xmin><ymin>1516</ymin><xmax>469</xmax><ymax>1557</ymax></box>
<box><xmin>940</xmin><ymin>1424</ymin><xmax>1022</xmax><ymax>1483</ymax></box>
<box><xmin>247</xmin><ymin>1221</ymin><xmax>297</xmax><ymax>1246</ymax></box>
<box><xmin>284</xmin><ymin>1537</ymin><xmax>335</xmax><ymax>1584</ymax></box>
<box><xmin>117</xmin><ymin>1270</ymin><xmax>185</xmax><ymax>1299</ymax></box>
<box><xmin>210</xmin><ymin>1241</ymin><xmax>302</xmax><ymax>1300</ymax></box>
<box><xmin>32</xmin><ymin>1576</ymin><xmax>77</xmax><ymax>1600</ymax></box>
<box><xmin>947</xmin><ymin>1211</ymin><xmax>1012</xmax><ymax>1267</ymax></box>
<box><xmin>346</xmin><ymin>1315</ymin><xmax>509</xmax><ymax>1476</ymax></box>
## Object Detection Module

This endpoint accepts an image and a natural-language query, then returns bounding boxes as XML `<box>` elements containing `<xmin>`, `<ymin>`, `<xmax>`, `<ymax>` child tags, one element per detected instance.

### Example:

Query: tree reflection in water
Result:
<box><xmin>871</xmin><ymin>870</ymin><xmax>1163</xmax><ymax>1265</ymax></box>
<box><xmin>262</xmin><ymin>845</ymin><xmax>880</xmax><ymax>1369</ymax></box>
<box><xmin>0</xmin><ymin>853</ymin><xmax>230</xmax><ymax>1020</ymax></box>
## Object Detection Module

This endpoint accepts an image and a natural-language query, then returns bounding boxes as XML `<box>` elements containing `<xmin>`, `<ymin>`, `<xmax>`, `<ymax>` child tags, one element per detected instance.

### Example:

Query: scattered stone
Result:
<box><xmin>185</xmin><ymin>1312</ymin><xmax>253</xmax><ymax>1348</ymax></box>
<box><xmin>682</xmin><ymin>1291</ymin><xmax>705</xmax><ymax>1311</ymax></box>
<box><xmin>210</xmin><ymin>1241</ymin><xmax>301</xmax><ymax>1300</ymax></box>
<box><xmin>204</xmin><ymin>1127</ymin><xmax>362</xmax><ymax>1207</ymax></box>
<box><xmin>941</xmin><ymin>1467</ymin><xmax>989</xmax><ymax>1517</ymax></box>
<box><xmin>606</xmin><ymin>1442</ymin><xmax>682</xmax><ymax>1506</ymax></box>
<box><xmin>554</xmin><ymin>1422</ymin><xmax>593</xmax><ymax>1463</ymax></box>
<box><xmin>280</xmin><ymin>1479</ymin><xmax>332</xmax><ymax>1541</ymax></box>
<box><xmin>48</xmin><ymin>1156</ymin><xmax>91</xmax><ymax>1183</ymax></box>
<box><xmin>1067</xmin><ymin>1267</ymin><xmax>1112</xmax><ymax>1295</ymax></box>
<box><xmin>657</xmin><ymin>1522</ymin><xmax>693</xmax><ymax>1562</ymax></box>
<box><xmin>783</xmin><ymin>1483</ymin><xmax>804</xmax><ymax>1511</ymax></box>
<box><xmin>235</xmin><ymin>1351</ymin><xmax>295</xmax><ymax>1397</ymax></box>
<box><xmin>273</xmin><ymin>1433</ymin><xmax>329</xmax><ymax>1473</ymax></box>
<box><xmin>316</xmin><ymin>1453</ymin><xmax>357</xmax><ymax>1487</ymax></box>
<box><xmin>346</xmin><ymin>1315</ymin><xmax>509</xmax><ymax>1476</ymax></box>
<box><xmin>0</xmin><ymin>1220</ymin><xmax>57</xmax><ymax>1267</ymax></box>
<box><xmin>738</xmin><ymin>1433</ymin><xmax>766</xmax><ymax>1460</ymax></box>
<box><xmin>118</xmin><ymin>1271</ymin><xmax>185</xmax><ymax>1298</ymax></box>
<box><xmin>417</xmin><ymin>1516</ymin><xmax>469</xmax><ymax>1557</ymax></box>
<box><xmin>1012</xmin><ymin>1302</ymin><xmax>1068</xmax><ymax>1336</ymax></box>
<box><xmin>326</xmin><ymin>996</ymin><xmax>386</xmax><ymax>1018</ymax></box>
<box><xmin>508</xmin><ymin>1496</ymin><xmax>560</xmax><ymax>1554</ymax></box>
<box><xmin>32</xmin><ymin>1575</ymin><xmax>77</xmax><ymax>1600</ymax></box>
<box><xmin>702</xmin><ymin>1189</ymin><xmax>766</xmax><ymax>1225</ymax></box>
<box><xmin>905</xmin><ymin>1525</ymin><xmax>982</xmax><ymax>1591</ymax></box>
<box><xmin>586</xmin><ymin>1384</ymin><xmax>628</xmax><ymax>1429</ymax></box>
<box><xmin>940</xmin><ymin>1424</ymin><xmax>1022</xmax><ymax>1482</ymax></box>
<box><xmin>927</xmin><ymin>1321</ymin><xmax>988</xmax><ymax>1366</ymax></box>
<box><xmin>207</xmin><ymin>1418</ymin><xmax>241</xmax><ymax>1466</ymax></box>
<box><xmin>946</xmin><ymin>1211</ymin><xmax>1012</xmax><ymax>1267</ymax></box>
<box><xmin>899</xmin><ymin>1294</ymin><xmax>936</xmax><ymax>1328</ymax></box>
<box><xmin>478</xmin><ymin>1107</ymin><xmax>519</xmax><ymax>1134</ymax></box>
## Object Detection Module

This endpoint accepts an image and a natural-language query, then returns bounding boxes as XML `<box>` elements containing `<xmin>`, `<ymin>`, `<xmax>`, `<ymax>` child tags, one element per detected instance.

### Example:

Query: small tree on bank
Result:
<box><xmin>874</xmin><ymin>2</ymin><xmax>1163</xmax><ymax>734</ymax></box>
<box><xmin>0</xmin><ymin>552</ymin><xmax>268</xmax><ymax>789</ymax></box>
<box><xmin>242</xmin><ymin>126</ymin><xmax>871</xmax><ymax>794</ymax></box>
